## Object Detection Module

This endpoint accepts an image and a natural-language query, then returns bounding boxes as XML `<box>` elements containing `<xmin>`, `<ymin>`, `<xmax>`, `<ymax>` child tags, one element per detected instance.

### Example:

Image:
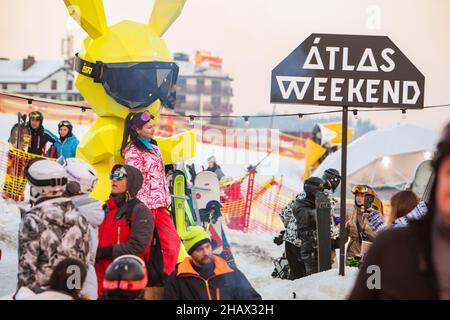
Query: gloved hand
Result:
<box><xmin>95</xmin><ymin>245</ymin><xmax>113</xmax><ymax>263</ymax></box>
<box><xmin>273</xmin><ymin>230</ymin><xmax>286</xmax><ymax>245</ymax></box>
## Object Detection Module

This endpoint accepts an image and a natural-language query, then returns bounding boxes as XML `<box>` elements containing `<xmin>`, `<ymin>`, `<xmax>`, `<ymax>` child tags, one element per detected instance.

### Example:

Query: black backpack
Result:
<box><xmin>122</xmin><ymin>199</ymin><xmax>167</xmax><ymax>286</ymax></box>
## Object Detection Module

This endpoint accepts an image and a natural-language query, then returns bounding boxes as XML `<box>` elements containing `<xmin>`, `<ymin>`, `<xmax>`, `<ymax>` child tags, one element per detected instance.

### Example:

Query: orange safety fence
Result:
<box><xmin>221</xmin><ymin>174</ymin><xmax>299</xmax><ymax>234</ymax></box>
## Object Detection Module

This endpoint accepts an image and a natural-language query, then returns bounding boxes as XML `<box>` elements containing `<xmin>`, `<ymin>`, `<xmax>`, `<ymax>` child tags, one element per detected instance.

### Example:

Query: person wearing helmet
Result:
<box><xmin>62</xmin><ymin>158</ymin><xmax>103</xmax><ymax>300</ymax></box>
<box><xmin>346</xmin><ymin>184</ymin><xmax>380</xmax><ymax>261</ymax></box>
<box><xmin>206</xmin><ymin>155</ymin><xmax>225</xmax><ymax>181</ymax></box>
<box><xmin>102</xmin><ymin>255</ymin><xmax>148</xmax><ymax>300</ymax></box>
<box><xmin>47</xmin><ymin>120</ymin><xmax>79</xmax><ymax>159</ymax></box>
<box><xmin>95</xmin><ymin>164</ymin><xmax>156</xmax><ymax>299</ymax></box>
<box><xmin>277</xmin><ymin>192</ymin><xmax>307</xmax><ymax>280</ymax></box>
<box><xmin>322</xmin><ymin>168</ymin><xmax>341</xmax><ymax>262</ymax></box>
<box><xmin>293</xmin><ymin>177</ymin><xmax>325</xmax><ymax>276</ymax></box>
<box><xmin>26</xmin><ymin>111</ymin><xmax>56</xmax><ymax>156</ymax></box>
<box><xmin>17</xmin><ymin>159</ymin><xmax>90</xmax><ymax>291</ymax></box>
<box><xmin>164</xmin><ymin>226</ymin><xmax>261</xmax><ymax>300</ymax></box>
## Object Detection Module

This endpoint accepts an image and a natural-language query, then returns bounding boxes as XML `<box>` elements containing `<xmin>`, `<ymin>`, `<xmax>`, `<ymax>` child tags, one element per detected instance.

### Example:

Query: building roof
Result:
<box><xmin>0</xmin><ymin>60</ymin><xmax>67</xmax><ymax>83</ymax></box>
<box><xmin>313</xmin><ymin>124</ymin><xmax>438</xmax><ymax>183</ymax></box>
<box><xmin>176</xmin><ymin>60</ymin><xmax>231</xmax><ymax>79</ymax></box>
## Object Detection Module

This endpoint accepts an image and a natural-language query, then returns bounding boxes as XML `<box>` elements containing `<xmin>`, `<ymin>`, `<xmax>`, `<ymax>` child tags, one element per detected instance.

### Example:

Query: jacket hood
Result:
<box><xmin>296</xmin><ymin>197</ymin><xmax>315</xmax><ymax>209</ymax></box>
<box><xmin>71</xmin><ymin>194</ymin><xmax>104</xmax><ymax>227</ymax></box>
<box><xmin>111</xmin><ymin>164</ymin><xmax>143</xmax><ymax>198</ymax></box>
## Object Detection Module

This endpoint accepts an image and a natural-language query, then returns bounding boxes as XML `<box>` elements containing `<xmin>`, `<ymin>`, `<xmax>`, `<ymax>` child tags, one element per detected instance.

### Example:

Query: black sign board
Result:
<box><xmin>271</xmin><ymin>33</ymin><xmax>425</xmax><ymax>109</ymax></box>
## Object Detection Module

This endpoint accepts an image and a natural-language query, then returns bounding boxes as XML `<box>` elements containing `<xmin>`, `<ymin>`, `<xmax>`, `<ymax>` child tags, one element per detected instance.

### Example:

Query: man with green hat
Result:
<box><xmin>164</xmin><ymin>226</ymin><xmax>261</xmax><ymax>300</ymax></box>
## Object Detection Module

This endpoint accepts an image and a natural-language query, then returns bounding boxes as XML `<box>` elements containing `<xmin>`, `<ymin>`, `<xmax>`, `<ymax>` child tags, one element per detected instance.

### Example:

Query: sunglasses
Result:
<box><xmin>109</xmin><ymin>172</ymin><xmax>128</xmax><ymax>181</ymax></box>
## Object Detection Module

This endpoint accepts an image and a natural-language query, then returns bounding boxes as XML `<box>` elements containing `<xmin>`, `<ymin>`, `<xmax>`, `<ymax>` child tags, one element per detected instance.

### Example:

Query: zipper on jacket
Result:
<box><xmin>216</xmin><ymin>287</ymin><xmax>220</xmax><ymax>300</ymax></box>
<box><xmin>204</xmin><ymin>280</ymin><xmax>212</xmax><ymax>300</ymax></box>
<box><xmin>117</xmin><ymin>225</ymin><xmax>121</xmax><ymax>244</ymax></box>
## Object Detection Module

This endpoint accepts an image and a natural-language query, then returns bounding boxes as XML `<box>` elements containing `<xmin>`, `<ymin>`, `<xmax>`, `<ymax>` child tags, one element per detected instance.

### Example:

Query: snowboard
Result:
<box><xmin>315</xmin><ymin>191</ymin><xmax>332</xmax><ymax>272</ymax></box>
<box><xmin>193</xmin><ymin>171</ymin><xmax>236</xmax><ymax>266</ymax></box>
<box><xmin>172</xmin><ymin>170</ymin><xmax>188</xmax><ymax>236</ymax></box>
<box><xmin>411</xmin><ymin>160</ymin><xmax>433</xmax><ymax>200</ymax></box>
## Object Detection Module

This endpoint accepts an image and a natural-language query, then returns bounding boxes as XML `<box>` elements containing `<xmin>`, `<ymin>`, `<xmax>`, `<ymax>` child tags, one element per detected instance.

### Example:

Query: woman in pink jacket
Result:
<box><xmin>121</xmin><ymin>111</ymin><xmax>180</xmax><ymax>276</ymax></box>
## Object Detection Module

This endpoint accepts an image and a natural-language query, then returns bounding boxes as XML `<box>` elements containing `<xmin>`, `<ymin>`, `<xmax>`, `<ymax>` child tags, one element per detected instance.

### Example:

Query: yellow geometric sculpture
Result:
<box><xmin>63</xmin><ymin>0</ymin><xmax>195</xmax><ymax>202</ymax></box>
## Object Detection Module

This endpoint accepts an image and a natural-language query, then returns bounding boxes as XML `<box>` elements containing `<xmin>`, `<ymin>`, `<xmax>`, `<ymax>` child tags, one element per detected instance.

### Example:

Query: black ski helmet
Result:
<box><xmin>103</xmin><ymin>255</ymin><xmax>148</xmax><ymax>300</ymax></box>
<box><xmin>28</xmin><ymin>111</ymin><xmax>44</xmax><ymax>125</ymax></box>
<box><xmin>58</xmin><ymin>120</ymin><xmax>73</xmax><ymax>135</ymax></box>
<box><xmin>303</xmin><ymin>176</ymin><xmax>325</xmax><ymax>198</ymax></box>
<box><xmin>322</xmin><ymin>168</ymin><xmax>341</xmax><ymax>191</ymax></box>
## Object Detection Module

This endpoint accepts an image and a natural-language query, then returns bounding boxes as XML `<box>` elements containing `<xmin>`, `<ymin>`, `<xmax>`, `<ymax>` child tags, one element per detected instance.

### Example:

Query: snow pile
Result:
<box><xmin>0</xmin><ymin>198</ymin><xmax>22</xmax><ymax>296</ymax></box>
<box><xmin>225</xmin><ymin>227</ymin><xmax>359</xmax><ymax>300</ymax></box>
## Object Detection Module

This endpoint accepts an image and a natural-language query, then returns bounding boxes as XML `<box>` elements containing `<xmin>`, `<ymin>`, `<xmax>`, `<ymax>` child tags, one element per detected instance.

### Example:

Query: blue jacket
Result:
<box><xmin>47</xmin><ymin>133</ymin><xmax>79</xmax><ymax>159</ymax></box>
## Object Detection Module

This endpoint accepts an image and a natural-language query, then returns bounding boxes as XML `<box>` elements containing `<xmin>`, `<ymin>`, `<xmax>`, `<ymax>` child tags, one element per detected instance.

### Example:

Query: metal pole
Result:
<box><xmin>339</xmin><ymin>106</ymin><xmax>348</xmax><ymax>276</ymax></box>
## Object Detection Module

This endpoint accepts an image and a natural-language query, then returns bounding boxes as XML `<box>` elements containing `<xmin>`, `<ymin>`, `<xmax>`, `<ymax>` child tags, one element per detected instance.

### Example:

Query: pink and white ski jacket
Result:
<box><xmin>123</xmin><ymin>142</ymin><xmax>171</xmax><ymax>209</ymax></box>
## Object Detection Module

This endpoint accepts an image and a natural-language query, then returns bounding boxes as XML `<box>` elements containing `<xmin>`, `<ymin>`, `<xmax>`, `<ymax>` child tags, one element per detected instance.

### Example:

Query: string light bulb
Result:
<box><xmin>353</xmin><ymin>110</ymin><xmax>359</xmax><ymax>120</ymax></box>
<box><xmin>244</xmin><ymin>116</ymin><xmax>249</xmax><ymax>126</ymax></box>
<box><xmin>189</xmin><ymin>115</ymin><xmax>195</xmax><ymax>124</ymax></box>
<box><xmin>401</xmin><ymin>109</ymin><xmax>407</xmax><ymax>120</ymax></box>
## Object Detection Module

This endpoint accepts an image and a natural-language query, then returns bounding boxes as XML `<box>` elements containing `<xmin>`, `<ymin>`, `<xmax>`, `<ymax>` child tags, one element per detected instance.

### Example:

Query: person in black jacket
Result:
<box><xmin>293</xmin><ymin>176</ymin><xmax>325</xmax><ymax>276</ymax></box>
<box><xmin>164</xmin><ymin>226</ymin><xmax>261</xmax><ymax>300</ymax></box>
<box><xmin>349</xmin><ymin>123</ymin><xmax>450</xmax><ymax>300</ymax></box>
<box><xmin>26</xmin><ymin>111</ymin><xmax>56</xmax><ymax>156</ymax></box>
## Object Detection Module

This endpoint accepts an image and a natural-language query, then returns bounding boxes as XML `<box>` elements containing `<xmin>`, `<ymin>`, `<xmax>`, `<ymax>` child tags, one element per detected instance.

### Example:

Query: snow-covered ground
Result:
<box><xmin>224</xmin><ymin>227</ymin><xmax>358</xmax><ymax>300</ymax></box>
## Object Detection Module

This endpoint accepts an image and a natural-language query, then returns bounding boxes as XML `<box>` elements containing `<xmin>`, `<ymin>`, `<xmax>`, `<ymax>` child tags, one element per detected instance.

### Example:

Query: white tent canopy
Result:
<box><xmin>313</xmin><ymin>124</ymin><xmax>439</xmax><ymax>190</ymax></box>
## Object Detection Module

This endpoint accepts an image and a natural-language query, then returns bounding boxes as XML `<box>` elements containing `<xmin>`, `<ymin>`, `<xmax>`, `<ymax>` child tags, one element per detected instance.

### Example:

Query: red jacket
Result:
<box><xmin>95</xmin><ymin>195</ymin><xmax>154</xmax><ymax>297</ymax></box>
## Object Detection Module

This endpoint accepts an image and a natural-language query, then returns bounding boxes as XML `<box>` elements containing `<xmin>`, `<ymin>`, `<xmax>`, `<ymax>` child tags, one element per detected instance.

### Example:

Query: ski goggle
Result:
<box><xmin>28</xmin><ymin>113</ymin><xmax>42</xmax><ymax>120</ymax></box>
<box><xmin>75</xmin><ymin>54</ymin><xmax>179</xmax><ymax>109</ymax></box>
<box><xmin>58</xmin><ymin>121</ymin><xmax>71</xmax><ymax>128</ymax></box>
<box><xmin>351</xmin><ymin>184</ymin><xmax>376</xmax><ymax>196</ymax></box>
<box><xmin>109</xmin><ymin>172</ymin><xmax>127</xmax><ymax>181</ymax></box>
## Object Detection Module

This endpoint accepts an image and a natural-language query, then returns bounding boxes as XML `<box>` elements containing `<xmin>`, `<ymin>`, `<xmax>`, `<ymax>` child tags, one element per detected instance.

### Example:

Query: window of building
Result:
<box><xmin>212</xmin><ymin>80</ymin><xmax>221</xmax><ymax>93</ymax></box>
<box><xmin>177</xmin><ymin>95</ymin><xmax>186</xmax><ymax>103</ymax></box>
<box><xmin>51</xmin><ymin>80</ymin><xmax>57</xmax><ymax>90</ymax></box>
<box><xmin>51</xmin><ymin>95</ymin><xmax>57</xmax><ymax>100</ymax></box>
<box><xmin>67</xmin><ymin>80</ymin><xmax>73</xmax><ymax>90</ymax></box>
<box><xmin>21</xmin><ymin>83</ymin><xmax>27</xmax><ymax>90</ymax></box>
<box><xmin>211</xmin><ymin>96</ymin><xmax>221</xmax><ymax>105</ymax></box>
<box><xmin>67</xmin><ymin>95</ymin><xmax>73</xmax><ymax>101</ymax></box>
<box><xmin>177</xmin><ymin>78</ymin><xmax>187</xmax><ymax>90</ymax></box>
<box><xmin>40</xmin><ymin>94</ymin><xmax>46</xmax><ymax>99</ymax></box>
<box><xmin>1</xmin><ymin>83</ymin><xmax>7</xmax><ymax>90</ymax></box>
<box><xmin>196</xmin><ymin>79</ymin><xmax>205</xmax><ymax>92</ymax></box>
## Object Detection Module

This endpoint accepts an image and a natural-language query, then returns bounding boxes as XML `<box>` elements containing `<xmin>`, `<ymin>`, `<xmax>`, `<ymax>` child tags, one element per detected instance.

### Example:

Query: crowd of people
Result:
<box><xmin>274</xmin><ymin>123</ymin><xmax>450</xmax><ymax>300</ymax></box>
<box><xmin>12</xmin><ymin>110</ymin><xmax>260</xmax><ymax>301</ymax></box>
<box><xmin>25</xmin><ymin>111</ymin><xmax>79</xmax><ymax>159</ymax></box>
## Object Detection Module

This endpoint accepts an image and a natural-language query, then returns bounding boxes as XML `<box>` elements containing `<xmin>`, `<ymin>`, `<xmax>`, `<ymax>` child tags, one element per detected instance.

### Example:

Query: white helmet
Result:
<box><xmin>26</xmin><ymin>159</ymin><xmax>68</xmax><ymax>202</ymax></box>
<box><xmin>62</xmin><ymin>158</ymin><xmax>98</xmax><ymax>195</ymax></box>
<box><xmin>207</xmin><ymin>156</ymin><xmax>217</xmax><ymax>163</ymax></box>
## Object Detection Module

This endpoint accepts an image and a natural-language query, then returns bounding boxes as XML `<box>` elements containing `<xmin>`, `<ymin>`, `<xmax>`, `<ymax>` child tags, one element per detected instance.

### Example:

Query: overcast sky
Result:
<box><xmin>1</xmin><ymin>0</ymin><xmax>449</xmax><ymax>131</ymax></box>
